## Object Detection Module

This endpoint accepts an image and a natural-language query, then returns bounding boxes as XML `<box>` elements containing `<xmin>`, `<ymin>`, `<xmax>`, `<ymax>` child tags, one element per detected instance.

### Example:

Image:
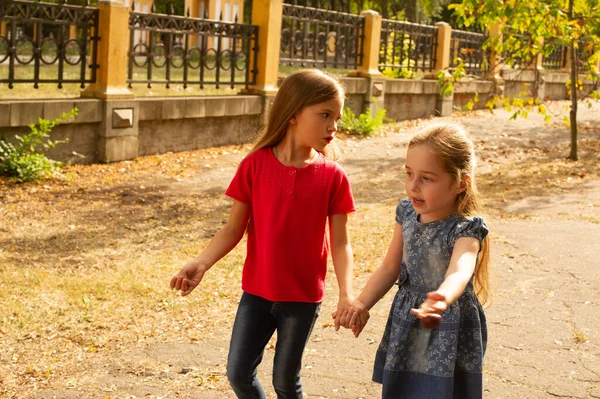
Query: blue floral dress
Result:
<box><xmin>373</xmin><ymin>198</ymin><xmax>489</xmax><ymax>399</ymax></box>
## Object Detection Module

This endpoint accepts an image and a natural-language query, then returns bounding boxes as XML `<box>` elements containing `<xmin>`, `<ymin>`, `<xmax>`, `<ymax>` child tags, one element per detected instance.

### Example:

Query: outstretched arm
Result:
<box><xmin>170</xmin><ymin>200</ymin><xmax>251</xmax><ymax>296</ymax></box>
<box><xmin>411</xmin><ymin>236</ymin><xmax>480</xmax><ymax>329</ymax></box>
<box><xmin>329</xmin><ymin>213</ymin><xmax>355</xmax><ymax>331</ymax></box>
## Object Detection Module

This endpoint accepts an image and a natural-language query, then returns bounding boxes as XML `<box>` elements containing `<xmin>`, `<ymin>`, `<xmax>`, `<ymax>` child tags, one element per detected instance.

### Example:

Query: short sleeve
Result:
<box><xmin>328</xmin><ymin>165</ymin><xmax>356</xmax><ymax>216</ymax></box>
<box><xmin>225</xmin><ymin>155</ymin><xmax>253</xmax><ymax>204</ymax></box>
<box><xmin>395</xmin><ymin>198</ymin><xmax>412</xmax><ymax>225</ymax></box>
<box><xmin>448</xmin><ymin>216</ymin><xmax>489</xmax><ymax>248</ymax></box>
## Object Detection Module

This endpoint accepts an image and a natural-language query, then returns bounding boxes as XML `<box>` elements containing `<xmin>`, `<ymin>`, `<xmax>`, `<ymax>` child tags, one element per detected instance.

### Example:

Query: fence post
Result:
<box><xmin>434</xmin><ymin>22</ymin><xmax>452</xmax><ymax>117</ymax></box>
<box><xmin>81</xmin><ymin>0</ymin><xmax>133</xmax><ymax>99</ymax></box>
<box><xmin>348</xmin><ymin>10</ymin><xmax>384</xmax><ymax>118</ymax></box>
<box><xmin>82</xmin><ymin>0</ymin><xmax>138</xmax><ymax>163</ymax></box>
<box><xmin>244</xmin><ymin>0</ymin><xmax>282</xmax><ymax>95</ymax></box>
<box><xmin>434</xmin><ymin>22</ymin><xmax>451</xmax><ymax>72</ymax></box>
<box><xmin>486</xmin><ymin>23</ymin><xmax>502</xmax><ymax>80</ymax></box>
<box><xmin>242</xmin><ymin>0</ymin><xmax>282</xmax><ymax>129</ymax></box>
<box><xmin>350</xmin><ymin>10</ymin><xmax>382</xmax><ymax>78</ymax></box>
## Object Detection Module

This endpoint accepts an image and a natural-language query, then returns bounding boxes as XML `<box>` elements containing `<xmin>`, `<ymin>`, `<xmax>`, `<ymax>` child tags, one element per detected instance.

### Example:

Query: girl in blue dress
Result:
<box><xmin>344</xmin><ymin>123</ymin><xmax>490</xmax><ymax>398</ymax></box>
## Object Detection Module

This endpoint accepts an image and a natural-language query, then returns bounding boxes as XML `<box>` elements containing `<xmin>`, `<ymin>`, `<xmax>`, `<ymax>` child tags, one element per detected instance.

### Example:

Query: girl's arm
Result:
<box><xmin>329</xmin><ymin>213</ymin><xmax>355</xmax><ymax>330</ymax></box>
<box><xmin>356</xmin><ymin>223</ymin><xmax>404</xmax><ymax>310</ymax></box>
<box><xmin>170</xmin><ymin>200</ymin><xmax>251</xmax><ymax>296</ymax></box>
<box><xmin>344</xmin><ymin>223</ymin><xmax>403</xmax><ymax>337</ymax></box>
<box><xmin>411</xmin><ymin>236</ymin><xmax>480</xmax><ymax>328</ymax></box>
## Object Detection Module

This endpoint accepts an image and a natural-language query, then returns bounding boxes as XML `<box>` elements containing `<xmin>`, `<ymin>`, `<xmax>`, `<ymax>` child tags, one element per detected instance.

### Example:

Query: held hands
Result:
<box><xmin>169</xmin><ymin>259</ymin><xmax>207</xmax><ymax>296</ymax></box>
<box><xmin>332</xmin><ymin>298</ymin><xmax>370</xmax><ymax>338</ymax></box>
<box><xmin>410</xmin><ymin>291</ymin><xmax>447</xmax><ymax>329</ymax></box>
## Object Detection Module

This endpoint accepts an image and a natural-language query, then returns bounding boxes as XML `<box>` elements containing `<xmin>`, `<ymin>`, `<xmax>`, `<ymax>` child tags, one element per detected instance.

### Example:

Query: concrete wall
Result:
<box><xmin>454</xmin><ymin>81</ymin><xmax>494</xmax><ymax>110</ymax></box>
<box><xmin>1</xmin><ymin>71</ymin><xmax>586</xmax><ymax>164</ymax></box>
<box><xmin>501</xmin><ymin>69</ymin><xmax>597</xmax><ymax>101</ymax></box>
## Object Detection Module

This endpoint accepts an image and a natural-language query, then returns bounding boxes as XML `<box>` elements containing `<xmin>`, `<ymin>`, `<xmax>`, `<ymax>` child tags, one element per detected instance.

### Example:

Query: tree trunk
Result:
<box><xmin>568</xmin><ymin>0</ymin><xmax>578</xmax><ymax>161</ymax></box>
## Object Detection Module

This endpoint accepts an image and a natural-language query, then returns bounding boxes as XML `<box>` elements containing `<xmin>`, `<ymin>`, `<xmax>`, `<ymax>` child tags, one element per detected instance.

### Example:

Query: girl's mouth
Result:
<box><xmin>412</xmin><ymin>198</ymin><xmax>425</xmax><ymax>207</ymax></box>
<box><xmin>324</xmin><ymin>136</ymin><xmax>333</xmax><ymax>143</ymax></box>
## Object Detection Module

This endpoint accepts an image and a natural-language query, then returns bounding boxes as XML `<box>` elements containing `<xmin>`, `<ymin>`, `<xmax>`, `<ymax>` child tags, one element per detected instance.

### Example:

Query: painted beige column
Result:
<box><xmin>486</xmin><ymin>23</ymin><xmax>502</xmax><ymax>79</ymax></box>
<box><xmin>69</xmin><ymin>25</ymin><xmax>77</xmax><ymax>40</ymax></box>
<box><xmin>244</xmin><ymin>0</ymin><xmax>283</xmax><ymax>94</ymax></box>
<box><xmin>82</xmin><ymin>0</ymin><xmax>133</xmax><ymax>99</ymax></box>
<box><xmin>535</xmin><ymin>37</ymin><xmax>544</xmax><ymax>70</ymax></box>
<box><xmin>349</xmin><ymin>10</ymin><xmax>382</xmax><ymax>77</ymax></box>
<box><xmin>434</xmin><ymin>21</ymin><xmax>451</xmax><ymax>72</ymax></box>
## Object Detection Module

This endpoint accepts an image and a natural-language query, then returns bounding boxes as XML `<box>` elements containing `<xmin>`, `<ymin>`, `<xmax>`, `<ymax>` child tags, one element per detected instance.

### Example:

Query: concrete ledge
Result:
<box><xmin>138</xmin><ymin>95</ymin><xmax>262</xmax><ymax>121</ymax></box>
<box><xmin>543</xmin><ymin>71</ymin><xmax>596</xmax><ymax>84</ymax></box>
<box><xmin>385</xmin><ymin>79</ymin><xmax>439</xmax><ymax>95</ymax></box>
<box><xmin>454</xmin><ymin>80</ymin><xmax>493</xmax><ymax>94</ymax></box>
<box><xmin>340</xmin><ymin>77</ymin><xmax>369</xmax><ymax>94</ymax></box>
<box><xmin>0</xmin><ymin>99</ymin><xmax>102</xmax><ymax>128</ymax></box>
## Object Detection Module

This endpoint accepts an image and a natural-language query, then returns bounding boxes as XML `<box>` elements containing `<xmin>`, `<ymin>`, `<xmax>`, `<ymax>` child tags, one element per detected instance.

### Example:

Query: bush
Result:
<box><xmin>0</xmin><ymin>107</ymin><xmax>78</xmax><ymax>182</ymax></box>
<box><xmin>338</xmin><ymin>107</ymin><xmax>387</xmax><ymax>137</ymax></box>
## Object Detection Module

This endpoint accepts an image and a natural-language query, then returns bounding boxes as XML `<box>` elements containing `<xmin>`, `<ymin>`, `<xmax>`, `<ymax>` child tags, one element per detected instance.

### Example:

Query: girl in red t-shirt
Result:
<box><xmin>170</xmin><ymin>69</ymin><xmax>362</xmax><ymax>399</ymax></box>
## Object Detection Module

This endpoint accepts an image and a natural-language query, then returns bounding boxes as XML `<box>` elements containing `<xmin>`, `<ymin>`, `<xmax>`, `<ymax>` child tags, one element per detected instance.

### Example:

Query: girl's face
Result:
<box><xmin>404</xmin><ymin>144</ymin><xmax>463</xmax><ymax>223</ymax></box>
<box><xmin>289</xmin><ymin>96</ymin><xmax>344</xmax><ymax>151</ymax></box>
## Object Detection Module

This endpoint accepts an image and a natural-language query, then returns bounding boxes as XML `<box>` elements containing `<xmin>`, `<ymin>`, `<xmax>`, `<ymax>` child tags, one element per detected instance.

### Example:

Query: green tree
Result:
<box><xmin>451</xmin><ymin>0</ymin><xmax>600</xmax><ymax>160</ymax></box>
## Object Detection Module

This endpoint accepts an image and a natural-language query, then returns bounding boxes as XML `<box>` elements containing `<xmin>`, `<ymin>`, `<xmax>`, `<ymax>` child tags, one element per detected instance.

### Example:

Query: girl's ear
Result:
<box><xmin>289</xmin><ymin>115</ymin><xmax>297</xmax><ymax>125</ymax></box>
<box><xmin>457</xmin><ymin>175</ymin><xmax>470</xmax><ymax>194</ymax></box>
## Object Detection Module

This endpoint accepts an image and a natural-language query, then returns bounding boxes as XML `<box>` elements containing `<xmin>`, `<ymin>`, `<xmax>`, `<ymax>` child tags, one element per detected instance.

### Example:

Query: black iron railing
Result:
<box><xmin>450</xmin><ymin>29</ymin><xmax>487</xmax><ymax>75</ymax></box>
<box><xmin>128</xmin><ymin>7</ymin><xmax>258</xmax><ymax>89</ymax></box>
<box><xmin>0</xmin><ymin>0</ymin><xmax>99</xmax><ymax>88</ymax></box>
<box><xmin>379</xmin><ymin>19</ymin><xmax>437</xmax><ymax>74</ymax></box>
<box><xmin>280</xmin><ymin>0</ymin><xmax>364</xmax><ymax>69</ymax></box>
<box><xmin>542</xmin><ymin>44</ymin><xmax>567</xmax><ymax>70</ymax></box>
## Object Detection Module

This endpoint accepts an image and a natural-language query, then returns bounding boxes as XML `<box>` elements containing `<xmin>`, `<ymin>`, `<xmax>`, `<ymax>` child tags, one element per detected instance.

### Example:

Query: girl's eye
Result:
<box><xmin>422</xmin><ymin>176</ymin><xmax>432</xmax><ymax>182</ymax></box>
<box><xmin>405</xmin><ymin>171</ymin><xmax>412</xmax><ymax>177</ymax></box>
<box><xmin>322</xmin><ymin>113</ymin><xmax>330</xmax><ymax>118</ymax></box>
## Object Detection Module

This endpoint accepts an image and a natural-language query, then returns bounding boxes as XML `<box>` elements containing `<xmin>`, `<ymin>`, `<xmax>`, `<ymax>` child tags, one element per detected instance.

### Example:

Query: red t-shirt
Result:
<box><xmin>225</xmin><ymin>147</ymin><xmax>356</xmax><ymax>303</ymax></box>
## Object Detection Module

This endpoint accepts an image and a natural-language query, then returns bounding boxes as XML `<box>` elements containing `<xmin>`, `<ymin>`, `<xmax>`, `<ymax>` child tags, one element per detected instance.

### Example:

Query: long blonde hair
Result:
<box><xmin>409</xmin><ymin>123</ymin><xmax>491</xmax><ymax>305</ymax></box>
<box><xmin>251</xmin><ymin>69</ymin><xmax>345</xmax><ymax>159</ymax></box>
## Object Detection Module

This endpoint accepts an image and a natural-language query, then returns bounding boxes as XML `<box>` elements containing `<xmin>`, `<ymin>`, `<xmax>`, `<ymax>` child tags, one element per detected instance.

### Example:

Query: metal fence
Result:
<box><xmin>0</xmin><ymin>0</ymin><xmax>99</xmax><ymax>88</ymax></box>
<box><xmin>379</xmin><ymin>19</ymin><xmax>438</xmax><ymax>74</ymax></box>
<box><xmin>128</xmin><ymin>7</ymin><xmax>258</xmax><ymax>89</ymax></box>
<box><xmin>450</xmin><ymin>29</ymin><xmax>487</xmax><ymax>75</ymax></box>
<box><xmin>280</xmin><ymin>0</ymin><xmax>364</xmax><ymax>69</ymax></box>
<box><xmin>542</xmin><ymin>44</ymin><xmax>567</xmax><ymax>70</ymax></box>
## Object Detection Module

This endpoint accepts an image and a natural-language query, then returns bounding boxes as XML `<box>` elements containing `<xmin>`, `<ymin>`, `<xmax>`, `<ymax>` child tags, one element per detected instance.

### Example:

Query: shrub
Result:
<box><xmin>0</xmin><ymin>107</ymin><xmax>78</xmax><ymax>182</ymax></box>
<box><xmin>338</xmin><ymin>107</ymin><xmax>387</xmax><ymax>137</ymax></box>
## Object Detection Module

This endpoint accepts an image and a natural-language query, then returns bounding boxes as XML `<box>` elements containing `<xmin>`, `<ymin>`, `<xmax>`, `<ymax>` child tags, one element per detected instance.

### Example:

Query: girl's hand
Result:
<box><xmin>410</xmin><ymin>291</ymin><xmax>447</xmax><ymax>330</ymax></box>
<box><xmin>332</xmin><ymin>299</ymin><xmax>370</xmax><ymax>338</ymax></box>
<box><xmin>170</xmin><ymin>259</ymin><xmax>207</xmax><ymax>296</ymax></box>
<box><xmin>333</xmin><ymin>294</ymin><xmax>354</xmax><ymax>331</ymax></box>
<box><xmin>348</xmin><ymin>299</ymin><xmax>370</xmax><ymax>338</ymax></box>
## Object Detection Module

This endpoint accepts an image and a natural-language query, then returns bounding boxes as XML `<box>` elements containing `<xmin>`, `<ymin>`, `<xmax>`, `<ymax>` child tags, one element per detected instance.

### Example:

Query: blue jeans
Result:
<box><xmin>226</xmin><ymin>292</ymin><xmax>321</xmax><ymax>399</ymax></box>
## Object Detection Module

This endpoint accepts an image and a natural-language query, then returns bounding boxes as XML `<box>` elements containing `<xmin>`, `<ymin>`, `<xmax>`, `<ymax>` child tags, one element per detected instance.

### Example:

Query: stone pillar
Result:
<box><xmin>244</xmin><ymin>0</ymin><xmax>283</xmax><ymax>95</ymax></box>
<box><xmin>348</xmin><ymin>11</ymin><xmax>384</xmax><ymax>118</ymax></box>
<box><xmin>535</xmin><ymin>37</ymin><xmax>544</xmax><ymax>70</ymax></box>
<box><xmin>82</xmin><ymin>0</ymin><xmax>137</xmax><ymax>163</ymax></box>
<box><xmin>434</xmin><ymin>21</ymin><xmax>451</xmax><ymax>73</ymax></box>
<box><xmin>349</xmin><ymin>10</ymin><xmax>382</xmax><ymax>78</ymax></box>
<box><xmin>486</xmin><ymin>23</ymin><xmax>502</xmax><ymax>79</ymax></box>
<box><xmin>433</xmin><ymin>22</ymin><xmax>453</xmax><ymax>117</ymax></box>
<box><xmin>82</xmin><ymin>0</ymin><xmax>133</xmax><ymax>99</ymax></box>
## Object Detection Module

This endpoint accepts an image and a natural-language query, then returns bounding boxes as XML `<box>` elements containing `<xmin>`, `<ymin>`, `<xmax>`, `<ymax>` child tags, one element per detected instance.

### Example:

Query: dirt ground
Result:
<box><xmin>1</xmin><ymin>101</ymin><xmax>599</xmax><ymax>399</ymax></box>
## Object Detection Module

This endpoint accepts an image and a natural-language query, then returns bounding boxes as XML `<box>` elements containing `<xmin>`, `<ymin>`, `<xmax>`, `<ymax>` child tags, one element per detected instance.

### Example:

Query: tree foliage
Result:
<box><xmin>450</xmin><ymin>0</ymin><xmax>600</xmax><ymax>160</ymax></box>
